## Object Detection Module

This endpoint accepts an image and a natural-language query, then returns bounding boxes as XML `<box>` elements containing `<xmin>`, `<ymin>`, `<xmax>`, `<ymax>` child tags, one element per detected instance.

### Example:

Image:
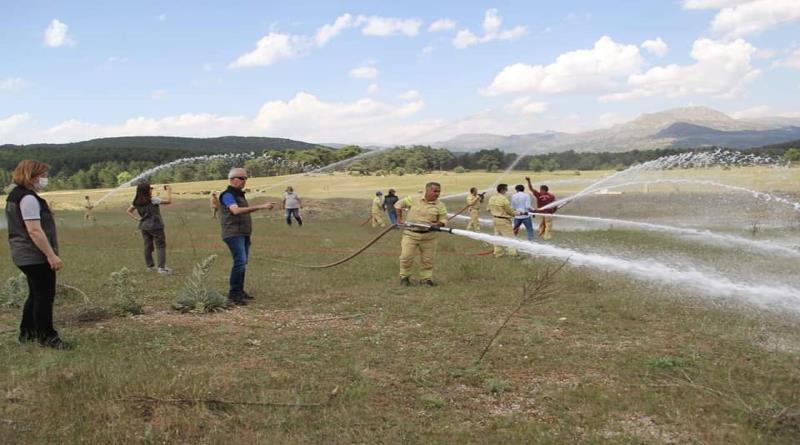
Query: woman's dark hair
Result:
<box><xmin>133</xmin><ymin>182</ymin><xmax>153</xmax><ymax>207</ymax></box>
<box><xmin>497</xmin><ymin>183</ymin><xmax>508</xmax><ymax>193</ymax></box>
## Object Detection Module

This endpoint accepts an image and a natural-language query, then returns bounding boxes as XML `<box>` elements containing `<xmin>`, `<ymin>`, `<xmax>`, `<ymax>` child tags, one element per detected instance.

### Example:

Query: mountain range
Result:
<box><xmin>431</xmin><ymin>107</ymin><xmax>800</xmax><ymax>153</ymax></box>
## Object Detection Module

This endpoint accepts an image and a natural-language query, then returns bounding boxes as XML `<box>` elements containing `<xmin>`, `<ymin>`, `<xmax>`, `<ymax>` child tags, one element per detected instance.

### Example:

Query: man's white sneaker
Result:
<box><xmin>157</xmin><ymin>267</ymin><xmax>173</xmax><ymax>275</ymax></box>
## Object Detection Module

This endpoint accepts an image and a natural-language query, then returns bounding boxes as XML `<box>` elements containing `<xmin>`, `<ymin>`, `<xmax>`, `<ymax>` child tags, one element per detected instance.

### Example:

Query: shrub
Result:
<box><xmin>2</xmin><ymin>273</ymin><xmax>27</xmax><ymax>308</ymax></box>
<box><xmin>173</xmin><ymin>255</ymin><xmax>229</xmax><ymax>313</ymax></box>
<box><xmin>454</xmin><ymin>166</ymin><xmax>466</xmax><ymax>174</ymax></box>
<box><xmin>110</xmin><ymin>267</ymin><xmax>144</xmax><ymax>316</ymax></box>
<box><xmin>394</xmin><ymin>167</ymin><xmax>405</xmax><ymax>176</ymax></box>
<box><xmin>485</xmin><ymin>378</ymin><xmax>512</xmax><ymax>395</ymax></box>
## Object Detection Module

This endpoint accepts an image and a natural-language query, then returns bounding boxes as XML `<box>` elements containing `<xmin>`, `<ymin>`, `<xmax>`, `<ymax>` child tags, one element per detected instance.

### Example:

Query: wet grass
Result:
<box><xmin>0</xmin><ymin>198</ymin><xmax>798</xmax><ymax>444</ymax></box>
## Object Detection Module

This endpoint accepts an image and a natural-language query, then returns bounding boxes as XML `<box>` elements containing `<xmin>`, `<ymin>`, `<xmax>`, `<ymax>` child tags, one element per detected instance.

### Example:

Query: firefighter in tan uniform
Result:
<box><xmin>371</xmin><ymin>191</ymin><xmax>387</xmax><ymax>228</ymax></box>
<box><xmin>487</xmin><ymin>183</ymin><xmax>517</xmax><ymax>257</ymax></box>
<box><xmin>395</xmin><ymin>182</ymin><xmax>448</xmax><ymax>286</ymax></box>
<box><xmin>466</xmin><ymin>187</ymin><xmax>484</xmax><ymax>232</ymax></box>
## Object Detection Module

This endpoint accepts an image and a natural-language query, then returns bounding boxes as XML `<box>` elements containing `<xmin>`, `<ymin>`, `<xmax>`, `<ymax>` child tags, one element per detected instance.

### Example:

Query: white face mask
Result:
<box><xmin>36</xmin><ymin>177</ymin><xmax>49</xmax><ymax>190</ymax></box>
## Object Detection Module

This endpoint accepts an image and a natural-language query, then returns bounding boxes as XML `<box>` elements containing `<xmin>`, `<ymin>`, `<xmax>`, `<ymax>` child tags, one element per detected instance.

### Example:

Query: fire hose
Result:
<box><xmin>272</xmin><ymin>222</ymin><xmax>453</xmax><ymax>269</ymax></box>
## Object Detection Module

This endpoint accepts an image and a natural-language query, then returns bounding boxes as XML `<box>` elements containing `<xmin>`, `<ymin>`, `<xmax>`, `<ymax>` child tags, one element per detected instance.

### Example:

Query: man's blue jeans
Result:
<box><xmin>223</xmin><ymin>235</ymin><xmax>251</xmax><ymax>297</ymax></box>
<box><xmin>513</xmin><ymin>216</ymin><xmax>535</xmax><ymax>241</ymax></box>
<box><xmin>387</xmin><ymin>210</ymin><xmax>398</xmax><ymax>226</ymax></box>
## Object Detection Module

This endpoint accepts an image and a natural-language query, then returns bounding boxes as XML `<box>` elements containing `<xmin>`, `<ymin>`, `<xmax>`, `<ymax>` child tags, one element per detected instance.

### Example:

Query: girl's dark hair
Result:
<box><xmin>133</xmin><ymin>182</ymin><xmax>153</xmax><ymax>207</ymax></box>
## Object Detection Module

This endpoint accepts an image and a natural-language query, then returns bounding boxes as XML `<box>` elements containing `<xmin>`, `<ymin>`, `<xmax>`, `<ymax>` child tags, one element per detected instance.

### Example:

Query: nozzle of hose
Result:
<box><xmin>402</xmin><ymin>222</ymin><xmax>453</xmax><ymax>234</ymax></box>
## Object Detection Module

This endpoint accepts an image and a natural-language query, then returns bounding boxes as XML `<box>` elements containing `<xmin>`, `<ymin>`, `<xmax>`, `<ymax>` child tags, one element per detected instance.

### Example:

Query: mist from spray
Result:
<box><xmin>449</xmin><ymin>228</ymin><xmax>800</xmax><ymax>311</ymax></box>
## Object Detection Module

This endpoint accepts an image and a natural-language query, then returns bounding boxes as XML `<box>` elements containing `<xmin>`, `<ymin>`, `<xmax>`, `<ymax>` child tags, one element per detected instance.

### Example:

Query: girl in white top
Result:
<box><xmin>282</xmin><ymin>186</ymin><xmax>303</xmax><ymax>226</ymax></box>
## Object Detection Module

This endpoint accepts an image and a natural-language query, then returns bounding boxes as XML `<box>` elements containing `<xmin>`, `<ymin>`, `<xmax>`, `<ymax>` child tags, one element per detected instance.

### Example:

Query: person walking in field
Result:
<box><xmin>466</xmin><ymin>187</ymin><xmax>484</xmax><ymax>232</ymax></box>
<box><xmin>526</xmin><ymin>176</ymin><xmax>556</xmax><ymax>240</ymax></box>
<box><xmin>5</xmin><ymin>160</ymin><xmax>72</xmax><ymax>349</ymax></box>
<box><xmin>127</xmin><ymin>183</ymin><xmax>173</xmax><ymax>274</ymax></box>
<box><xmin>383</xmin><ymin>189</ymin><xmax>399</xmax><ymax>226</ymax></box>
<box><xmin>395</xmin><ymin>182</ymin><xmax>448</xmax><ymax>286</ymax></box>
<box><xmin>83</xmin><ymin>195</ymin><xmax>95</xmax><ymax>221</ymax></box>
<box><xmin>488</xmin><ymin>184</ymin><xmax>517</xmax><ymax>257</ymax></box>
<box><xmin>218</xmin><ymin>168</ymin><xmax>275</xmax><ymax>306</ymax></box>
<box><xmin>282</xmin><ymin>186</ymin><xmax>303</xmax><ymax>226</ymax></box>
<box><xmin>371</xmin><ymin>191</ymin><xmax>387</xmax><ymax>228</ymax></box>
<box><xmin>210</xmin><ymin>191</ymin><xmax>220</xmax><ymax>219</ymax></box>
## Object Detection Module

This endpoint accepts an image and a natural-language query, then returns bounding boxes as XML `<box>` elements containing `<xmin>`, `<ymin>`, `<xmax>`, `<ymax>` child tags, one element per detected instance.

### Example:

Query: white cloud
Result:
<box><xmin>641</xmin><ymin>38</ymin><xmax>668</xmax><ymax>57</ymax></box>
<box><xmin>508</xmin><ymin>97</ymin><xmax>549</xmax><ymax>115</ymax></box>
<box><xmin>367</xmin><ymin>83</ymin><xmax>379</xmax><ymax>94</ymax></box>
<box><xmin>774</xmin><ymin>48</ymin><xmax>800</xmax><ymax>69</ymax></box>
<box><xmin>43</xmin><ymin>19</ymin><xmax>75</xmax><ymax>47</ymax></box>
<box><xmin>600</xmin><ymin>38</ymin><xmax>760</xmax><ymax>102</ymax></box>
<box><xmin>453</xmin><ymin>9</ymin><xmax>526</xmax><ymax>49</ymax></box>
<box><xmin>231</xmin><ymin>13</ymin><xmax>422</xmax><ymax>68</ymax></box>
<box><xmin>484</xmin><ymin>36</ymin><xmax>643</xmax><ymax>95</ymax></box>
<box><xmin>0</xmin><ymin>78</ymin><xmax>29</xmax><ymax>92</ymax></box>
<box><xmin>428</xmin><ymin>18</ymin><xmax>456</xmax><ymax>32</ymax></box>
<box><xmin>355</xmin><ymin>15</ymin><xmax>422</xmax><ymax>37</ymax></box>
<box><xmin>422</xmin><ymin>45</ymin><xmax>435</xmax><ymax>55</ymax></box>
<box><xmin>350</xmin><ymin>66</ymin><xmax>378</xmax><ymax>79</ymax></box>
<box><xmin>157</xmin><ymin>13</ymin><xmax>167</xmax><ymax>22</ymax></box>
<box><xmin>151</xmin><ymin>89</ymin><xmax>167</xmax><ymax>100</ymax></box>
<box><xmin>729</xmin><ymin>105</ymin><xmax>772</xmax><ymax>119</ymax></box>
<box><xmin>229</xmin><ymin>33</ymin><xmax>311</xmax><ymax>68</ymax></box>
<box><xmin>4</xmin><ymin>93</ymin><xmax>429</xmax><ymax>144</ymax></box>
<box><xmin>682</xmin><ymin>0</ymin><xmax>751</xmax><ymax>9</ymax></box>
<box><xmin>684</xmin><ymin>0</ymin><xmax>800</xmax><ymax>38</ymax></box>
<box><xmin>315</xmin><ymin>13</ymin><xmax>355</xmax><ymax>46</ymax></box>
<box><xmin>453</xmin><ymin>30</ymin><xmax>480</xmax><ymax>49</ymax></box>
<box><xmin>398</xmin><ymin>90</ymin><xmax>420</xmax><ymax>100</ymax></box>
<box><xmin>0</xmin><ymin>113</ymin><xmax>31</xmax><ymax>138</ymax></box>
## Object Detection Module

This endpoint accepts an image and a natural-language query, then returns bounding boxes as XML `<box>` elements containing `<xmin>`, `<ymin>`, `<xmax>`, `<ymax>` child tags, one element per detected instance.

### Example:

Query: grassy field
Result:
<box><xmin>1</xmin><ymin>170</ymin><xmax>799</xmax><ymax>444</ymax></box>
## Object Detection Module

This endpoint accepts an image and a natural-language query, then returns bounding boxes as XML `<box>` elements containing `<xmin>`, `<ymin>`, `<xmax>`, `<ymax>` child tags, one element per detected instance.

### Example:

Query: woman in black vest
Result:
<box><xmin>126</xmin><ymin>182</ymin><xmax>172</xmax><ymax>274</ymax></box>
<box><xmin>4</xmin><ymin>160</ymin><xmax>71</xmax><ymax>349</ymax></box>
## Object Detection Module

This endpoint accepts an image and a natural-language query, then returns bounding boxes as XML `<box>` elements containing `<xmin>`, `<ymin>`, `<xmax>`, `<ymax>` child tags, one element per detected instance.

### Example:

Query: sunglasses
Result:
<box><xmin>231</xmin><ymin>176</ymin><xmax>248</xmax><ymax>181</ymax></box>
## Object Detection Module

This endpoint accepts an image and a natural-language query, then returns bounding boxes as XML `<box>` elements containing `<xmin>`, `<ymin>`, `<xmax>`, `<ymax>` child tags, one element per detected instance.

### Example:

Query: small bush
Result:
<box><xmin>454</xmin><ymin>166</ymin><xmax>466</xmax><ymax>173</ymax></box>
<box><xmin>646</xmin><ymin>355</ymin><xmax>687</xmax><ymax>370</ymax></box>
<box><xmin>2</xmin><ymin>273</ymin><xmax>28</xmax><ymax>308</ymax></box>
<box><xmin>394</xmin><ymin>167</ymin><xmax>405</xmax><ymax>176</ymax></box>
<box><xmin>418</xmin><ymin>394</ymin><xmax>445</xmax><ymax>410</ymax></box>
<box><xmin>173</xmin><ymin>255</ymin><xmax>229</xmax><ymax>313</ymax></box>
<box><xmin>486</xmin><ymin>378</ymin><xmax>512</xmax><ymax>395</ymax></box>
<box><xmin>110</xmin><ymin>267</ymin><xmax>144</xmax><ymax>316</ymax></box>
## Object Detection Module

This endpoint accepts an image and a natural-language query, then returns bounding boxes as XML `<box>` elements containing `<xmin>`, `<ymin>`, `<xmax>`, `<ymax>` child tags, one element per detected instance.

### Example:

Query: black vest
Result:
<box><xmin>134</xmin><ymin>201</ymin><xmax>164</xmax><ymax>231</ymax></box>
<box><xmin>219</xmin><ymin>186</ymin><xmax>252</xmax><ymax>239</ymax></box>
<box><xmin>5</xmin><ymin>186</ymin><xmax>59</xmax><ymax>266</ymax></box>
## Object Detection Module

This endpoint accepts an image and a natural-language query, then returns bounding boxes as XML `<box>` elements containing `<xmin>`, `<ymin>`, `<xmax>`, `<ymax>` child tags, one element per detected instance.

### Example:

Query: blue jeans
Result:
<box><xmin>285</xmin><ymin>208</ymin><xmax>302</xmax><ymax>226</ymax></box>
<box><xmin>223</xmin><ymin>235</ymin><xmax>251</xmax><ymax>297</ymax></box>
<box><xmin>387</xmin><ymin>210</ymin><xmax>397</xmax><ymax>225</ymax></box>
<box><xmin>513</xmin><ymin>217</ymin><xmax>535</xmax><ymax>241</ymax></box>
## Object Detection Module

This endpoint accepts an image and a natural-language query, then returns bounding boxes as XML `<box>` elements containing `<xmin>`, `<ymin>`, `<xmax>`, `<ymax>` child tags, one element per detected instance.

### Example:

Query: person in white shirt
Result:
<box><xmin>282</xmin><ymin>186</ymin><xmax>303</xmax><ymax>226</ymax></box>
<box><xmin>510</xmin><ymin>184</ymin><xmax>535</xmax><ymax>241</ymax></box>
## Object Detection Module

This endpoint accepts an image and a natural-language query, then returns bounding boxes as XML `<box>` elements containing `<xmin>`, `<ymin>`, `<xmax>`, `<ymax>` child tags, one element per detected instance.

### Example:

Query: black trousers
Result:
<box><xmin>18</xmin><ymin>263</ymin><xmax>58</xmax><ymax>342</ymax></box>
<box><xmin>142</xmin><ymin>229</ymin><xmax>166</xmax><ymax>268</ymax></box>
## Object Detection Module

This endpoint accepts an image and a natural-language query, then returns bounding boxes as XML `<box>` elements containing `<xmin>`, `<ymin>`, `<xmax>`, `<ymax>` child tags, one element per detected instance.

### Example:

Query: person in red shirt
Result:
<box><xmin>525</xmin><ymin>176</ymin><xmax>556</xmax><ymax>240</ymax></box>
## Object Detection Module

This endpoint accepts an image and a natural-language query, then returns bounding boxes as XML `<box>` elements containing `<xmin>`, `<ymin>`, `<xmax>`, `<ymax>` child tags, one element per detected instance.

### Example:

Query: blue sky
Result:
<box><xmin>1</xmin><ymin>0</ymin><xmax>799</xmax><ymax>144</ymax></box>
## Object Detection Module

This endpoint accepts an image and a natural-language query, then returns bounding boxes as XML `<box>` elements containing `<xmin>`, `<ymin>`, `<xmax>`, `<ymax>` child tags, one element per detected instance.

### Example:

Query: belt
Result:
<box><xmin>492</xmin><ymin>216</ymin><xmax>511</xmax><ymax>220</ymax></box>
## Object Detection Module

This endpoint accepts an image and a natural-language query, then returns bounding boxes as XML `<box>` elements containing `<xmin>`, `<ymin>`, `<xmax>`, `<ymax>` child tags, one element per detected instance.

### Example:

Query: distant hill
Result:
<box><xmin>653</xmin><ymin>123</ymin><xmax>800</xmax><ymax>149</ymax></box>
<box><xmin>432</xmin><ymin>106</ymin><xmax>800</xmax><ymax>153</ymax></box>
<box><xmin>0</xmin><ymin>136</ymin><xmax>327</xmax><ymax>176</ymax></box>
<box><xmin>0</xmin><ymin>135</ymin><xmax>323</xmax><ymax>153</ymax></box>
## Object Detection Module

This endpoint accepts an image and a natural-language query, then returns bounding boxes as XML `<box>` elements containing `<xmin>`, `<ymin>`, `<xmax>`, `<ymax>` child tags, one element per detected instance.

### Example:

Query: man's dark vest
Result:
<box><xmin>219</xmin><ymin>186</ymin><xmax>252</xmax><ymax>239</ymax></box>
<box><xmin>5</xmin><ymin>186</ymin><xmax>59</xmax><ymax>266</ymax></box>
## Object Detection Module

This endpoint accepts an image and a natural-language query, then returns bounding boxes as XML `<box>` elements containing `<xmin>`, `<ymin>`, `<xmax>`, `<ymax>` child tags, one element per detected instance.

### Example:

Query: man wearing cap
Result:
<box><xmin>371</xmin><ymin>191</ymin><xmax>387</xmax><ymax>228</ymax></box>
<box><xmin>395</xmin><ymin>182</ymin><xmax>448</xmax><ymax>286</ymax></box>
<box><xmin>488</xmin><ymin>183</ymin><xmax>517</xmax><ymax>257</ymax></box>
<box><xmin>218</xmin><ymin>168</ymin><xmax>274</xmax><ymax>306</ymax></box>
